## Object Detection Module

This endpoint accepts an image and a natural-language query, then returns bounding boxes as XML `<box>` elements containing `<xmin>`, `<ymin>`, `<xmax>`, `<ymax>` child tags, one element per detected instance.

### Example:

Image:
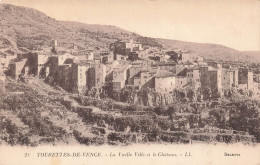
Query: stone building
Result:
<box><xmin>110</xmin><ymin>39</ymin><xmax>142</xmax><ymax>56</ymax></box>
<box><xmin>26</xmin><ymin>52</ymin><xmax>49</xmax><ymax>76</ymax></box>
<box><xmin>128</xmin><ymin>67</ymin><xmax>158</xmax><ymax>90</ymax></box>
<box><xmin>0</xmin><ymin>54</ymin><xmax>17</xmax><ymax>69</ymax></box>
<box><xmin>165</xmin><ymin>51</ymin><xmax>180</xmax><ymax>62</ymax></box>
<box><xmin>71</xmin><ymin>62</ymin><xmax>92</xmax><ymax>94</ymax></box>
<box><xmin>254</xmin><ymin>74</ymin><xmax>260</xmax><ymax>83</ymax></box>
<box><xmin>8</xmin><ymin>58</ymin><xmax>27</xmax><ymax>80</ymax></box>
<box><xmin>221</xmin><ymin>68</ymin><xmax>234</xmax><ymax>92</ymax></box>
<box><xmin>208</xmin><ymin>67</ymin><xmax>222</xmax><ymax>94</ymax></box>
<box><xmin>230</xmin><ymin>68</ymin><xmax>238</xmax><ymax>88</ymax></box>
<box><xmin>155</xmin><ymin>70</ymin><xmax>176</xmax><ymax>93</ymax></box>
<box><xmin>200</xmin><ymin>65</ymin><xmax>222</xmax><ymax>94</ymax></box>
<box><xmin>112</xmin><ymin>65</ymin><xmax>131</xmax><ymax>91</ymax></box>
<box><xmin>100</xmin><ymin>51</ymin><xmax>113</xmax><ymax>64</ymax></box>
<box><xmin>175</xmin><ymin>62</ymin><xmax>194</xmax><ymax>75</ymax></box>
<box><xmin>128</xmin><ymin>52</ymin><xmax>139</xmax><ymax>61</ymax></box>
<box><xmin>208</xmin><ymin>61</ymin><xmax>222</xmax><ymax>69</ymax></box>
<box><xmin>139</xmin><ymin>68</ymin><xmax>157</xmax><ymax>90</ymax></box>
<box><xmin>45</xmin><ymin>53</ymin><xmax>77</xmax><ymax>77</ymax></box>
<box><xmin>56</xmin><ymin>64</ymin><xmax>72</xmax><ymax>92</ymax></box>
<box><xmin>112</xmin><ymin>77</ymin><xmax>126</xmax><ymax>91</ymax></box>
<box><xmin>200</xmin><ymin>66</ymin><xmax>210</xmax><ymax>89</ymax></box>
<box><xmin>86</xmin><ymin>51</ymin><xmax>94</xmax><ymax>61</ymax></box>
<box><xmin>253</xmin><ymin>81</ymin><xmax>260</xmax><ymax>95</ymax></box>
<box><xmin>238</xmin><ymin>68</ymin><xmax>253</xmax><ymax>91</ymax></box>
<box><xmin>127</xmin><ymin>65</ymin><xmax>143</xmax><ymax>85</ymax></box>
<box><xmin>176</xmin><ymin>76</ymin><xmax>188</xmax><ymax>90</ymax></box>
<box><xmin>88</xmin><ymin>64</ymin><xmax>106</xmax><ymax>90</ymax></box>
<box><xmin>112</xmin><ymin>69</ymin><xmax>128</xmax><ymax>91</ymax></box>
<box><xmin>180</xmin><ymin>53</ymin><xmax>194</xmax><ymax>63</ymax></box>
<box><xmin>186</xmin><ymin>66</ymin><xmax>201</xmax><ymax>91</ymax></box>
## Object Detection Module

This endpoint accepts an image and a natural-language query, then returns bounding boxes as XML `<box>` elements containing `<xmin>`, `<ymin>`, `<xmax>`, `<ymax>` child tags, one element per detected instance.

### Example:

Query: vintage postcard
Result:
<box><xmin>0</xmin><ymin>0</ymin><xmax>260</xmax><ymax>164</ymax></box>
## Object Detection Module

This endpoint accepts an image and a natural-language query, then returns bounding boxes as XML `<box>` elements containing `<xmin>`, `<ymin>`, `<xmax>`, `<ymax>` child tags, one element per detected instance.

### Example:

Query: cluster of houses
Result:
<box><xmin>109</xmin><ymin>40</ymin><xmax>259</xmax><ymax>97</ymax></box>
<box><xmin>2</xmin><ymin>40</ymin><xmax>107</xmax><ymax>94</ymax></box>
<box><xmin>112</xmin><ymin>58</ymin><xmax>257</xmax><ymax>95</ymax></box>
<box><xmin>1</xmin><ymin>39</ymin><xmax>260</xmax><ymax>98</ymax></box>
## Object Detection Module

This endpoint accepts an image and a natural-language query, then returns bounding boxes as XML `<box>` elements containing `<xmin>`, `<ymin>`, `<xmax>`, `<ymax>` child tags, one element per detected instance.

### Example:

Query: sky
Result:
<box><xmin>1</xmin><ymin>0</ymin><xmax>260</xmax><ymax>51</ymax></box>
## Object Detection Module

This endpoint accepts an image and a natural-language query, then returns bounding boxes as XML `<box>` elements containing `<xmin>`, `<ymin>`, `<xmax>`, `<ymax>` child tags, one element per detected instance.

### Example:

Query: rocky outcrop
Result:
<box><xmin>117</xmin><ymin>88</ymin><xmax>177</xmax><ymax>107</ymax></box>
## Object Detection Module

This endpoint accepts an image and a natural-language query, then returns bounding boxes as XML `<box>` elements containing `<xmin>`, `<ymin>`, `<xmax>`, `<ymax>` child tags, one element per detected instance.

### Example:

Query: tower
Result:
<box><xmin>51</xmin><ymin>40</ymin><xmax>58</xmax><ymax>54</ymax></box>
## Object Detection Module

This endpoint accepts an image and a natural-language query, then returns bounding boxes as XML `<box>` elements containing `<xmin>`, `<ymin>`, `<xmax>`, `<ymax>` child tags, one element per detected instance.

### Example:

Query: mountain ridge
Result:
<box><xmin>0</xmin><ymin>3</ymin><xmax>259</xmax><ymax>63</ymax></box>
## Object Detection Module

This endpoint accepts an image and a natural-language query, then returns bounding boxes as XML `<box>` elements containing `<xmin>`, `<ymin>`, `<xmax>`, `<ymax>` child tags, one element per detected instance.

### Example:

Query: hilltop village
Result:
<box><xmin>1</xmin><ymin>39</ymin><xmax>259</xmax><ymax>101</ymax></box>
<box><xmin>0</xmin><ymin>39</ymin><xmax>260</xmax><ymax>145</ymax></box>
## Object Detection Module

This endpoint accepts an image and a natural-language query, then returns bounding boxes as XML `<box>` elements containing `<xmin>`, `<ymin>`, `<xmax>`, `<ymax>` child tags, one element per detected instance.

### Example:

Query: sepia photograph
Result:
<box><xmin>0</xmin><ymin>0</ymin><xmax>259</xmax><ymax>164</ymax></box>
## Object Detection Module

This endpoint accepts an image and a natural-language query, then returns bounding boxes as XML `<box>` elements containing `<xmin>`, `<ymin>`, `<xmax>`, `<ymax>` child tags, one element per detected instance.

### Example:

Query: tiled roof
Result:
<box><xmin>177</xmin><ymin>68</ymin><xmax>188</xmax><ymax>77</ymax></box>
<box><xmin>187</xmin><ymin>66</ymin><xmax>200</xmax><ymax>70</ymax></box>
<box><xmin>180</xmin><ymin>61</ymin><xmax>194</xmax><ymax>65</ymax></box>
<box><xmin>63</xmin><ymin>58</ymin><xmax>74</xmax><ymax>64</ymax></box>
<box><xmin>155</xmin><ymin>69</ymin><xmax>175</xmax><ymax>78</ymax></box>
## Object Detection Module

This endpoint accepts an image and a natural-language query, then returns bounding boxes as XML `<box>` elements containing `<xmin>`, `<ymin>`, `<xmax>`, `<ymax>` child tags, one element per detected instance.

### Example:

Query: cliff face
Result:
<box><xmin>141</xmin><ymin>91</ymin><xmax>176</xmax><ymax>106</ymax></box>
<box><xmin>115</xmin><ymin>88</ymin><xmax>177</xmax><ymax>107</ymax></box>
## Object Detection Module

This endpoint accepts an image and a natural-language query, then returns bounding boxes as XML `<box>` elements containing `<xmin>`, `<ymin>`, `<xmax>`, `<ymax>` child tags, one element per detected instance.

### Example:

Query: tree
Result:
<box><xmin>167</xmin><ymin>106</ymin><xmax>177</xmax><ymax>122</ymax></box>
<box><xmin>202</xmin><ymin>87</ymin><xmax>211</xmax><ymax>101</ymax></box>
<box><xmin>187</xmin><ymin>90</ymin><xmax>196</xmax><ymax>102</ymax></box>
<box><xmin>229</xmin><ymin>100</ymin><xmax>260</xmax><ymax>142</ymax></box>
<box><xmin>154</xmin><ymin>106</ymin><xmax>165</xmax><ymax>115</ymax></box>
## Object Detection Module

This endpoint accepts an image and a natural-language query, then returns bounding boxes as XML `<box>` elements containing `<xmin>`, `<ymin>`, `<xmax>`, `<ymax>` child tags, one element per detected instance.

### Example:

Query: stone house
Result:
<box><xmin>155</xmin><ymin>70</ymin><xmax>176</xmax><ymax>93</ymax></box>
<box><xmin>208</xmin><ymin>67</ymin><xmax>222</xmax><ymax>94</ymax></box>
<box><xmin>221</xmin><ymin>68</ymin><xmax>234</xmax><ymax>92</ymax></box>
<box><xmin>238</xmin><ymin>68</ymin><xmax>253</xmax><ymax>91</ymax></box>
<box><xmin>110</xmin><ymin>39</ymin><xmax>142</xmax><ymax>56</ymax></box>
<box><xmin>186</xmin><ymin>66</ymin><xmax>201</xmax><ymax>91</ymax></box>
<box><xmin>112</xmin><ymin>65</ymin><xmax>131</xmax><ymax>91</ymax></box>
<box><xmin>8</xmin><ymin>58</ymin><xmax>27</xmax><ymax>80</ymax></box>
<box><xmin>88</xmin><ymin>64</ymin><xmax>106</xmax><ymax>90</ymax></box>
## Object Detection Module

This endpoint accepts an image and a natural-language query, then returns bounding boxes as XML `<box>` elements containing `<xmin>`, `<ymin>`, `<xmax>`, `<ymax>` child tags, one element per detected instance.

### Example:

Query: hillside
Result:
<box><xmin>157</xmin><ymin>39</ymin><xmax>259</xmax><ymax>63</ymax></box>
<box><xmin>243</xmin><ymin>51</ymin><xmax>260</xmax><ymax>62</ymax></box>
<box><xmin>0</xmin><ymin>4</ymin><xmax>138</xmax><ymax>52</ymax></box>
<box><xmin>0</xmin><ymin>4</ymin><xmax>259</xmax><ymax>63</ymax></box>
<box><xmin>0</xmin><ymin>78</ymin><xmax>258</xmax><ymax>145</ymax></box>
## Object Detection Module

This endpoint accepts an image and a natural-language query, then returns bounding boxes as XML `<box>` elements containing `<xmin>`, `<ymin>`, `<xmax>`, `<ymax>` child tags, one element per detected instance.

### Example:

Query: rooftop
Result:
<box><xmin>177</xmin><ymin>68</ymin><xmax>188</xmax><ymax>77</ymax></box>
<box><xmin>117</xmin><ymin>40</ymin><xmax>141</xmax><ymax>44</ymax></box>
<box><xmin>178</xmin><ymin>61</ymin><xmax>194</xmax><ymax>65</ymax></box>
<box><xmin>155</xmin><ymin>69</ymin><xmax>175</xmax><ymax>78</ymax></box>
<box><xmin>114</xmin><ymin>63</ymin><xmax>132</xmax><ymax>72</ymax></box>
<box><xmin>75</xmin><ymin>60</ymin><xmax>93</xmax><ymax>66</ymax></box>
<box><xmin>152</xmin><ymin>61</ymin><xmax>176</xmax><ymax>67</ymax></box>
<box><xmin>9</xmin><ymin>58</ymin><xmax>27</xmax><ymax>64</ymax></box>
